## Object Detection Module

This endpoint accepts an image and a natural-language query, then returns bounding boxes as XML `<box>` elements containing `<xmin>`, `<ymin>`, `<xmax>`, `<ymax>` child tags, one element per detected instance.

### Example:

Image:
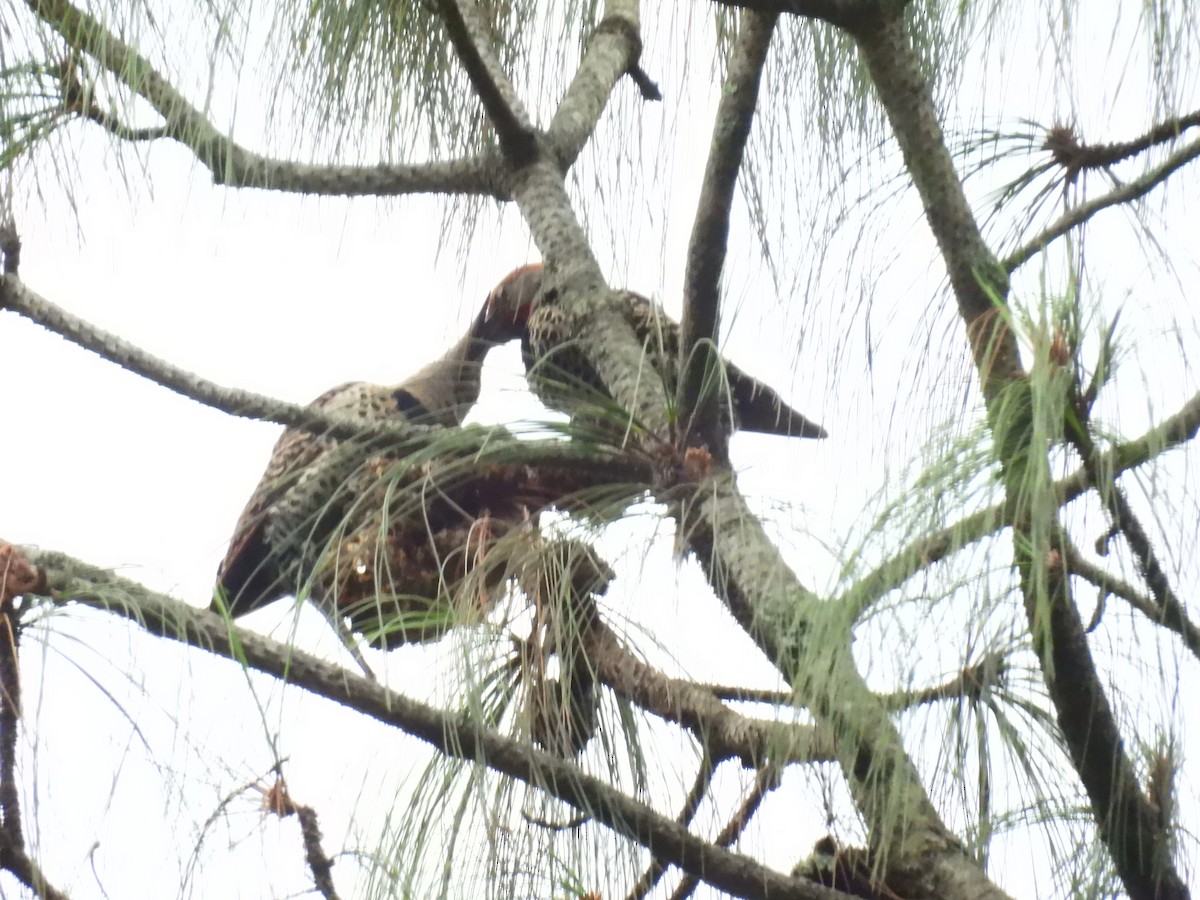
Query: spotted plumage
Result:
<box><xmin>214</xmin><ymin>272</ymin><xmax>529</xmax><ymax>626</ymax></box>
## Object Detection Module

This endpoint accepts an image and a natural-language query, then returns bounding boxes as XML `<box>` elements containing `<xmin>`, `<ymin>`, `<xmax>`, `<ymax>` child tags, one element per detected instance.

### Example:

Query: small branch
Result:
<box><xmin>293</xmin><ymin>803</ymin><xmax>338</xmax><ymax>900</ymax></box>
<box><xmin>1004</xmin><ymin>132</ymin><xmax>1200</xmax><ymax>273</ymax></box>
<box><xmin>669</xmin><ymin>767</ymin><xmax>779</xmax><ymax>900</ymax></box>
<box><xmin>26</xmin><ymin>0</ymin><xmax>508</xmax><ymax>198</ymax></box>
<box><xmin>434</xmin><ymin>0</ymin><xmax>537</xmax><ymax>166</ymax></box>
<box><xmin>585</xmin><ymin>617</ymin><xmax>837</xmax><ymax>767</ymax></box>
<box><xmin>703</xmin><ymin>684</ymin><xmax>793</xmax><ymax>705</ymax></box>
<box><xmin>626</xmin><ymin>64</ymin><xmax>662</xmax><ymax>101</ymax></box>
<box><xmin>262</xmin><ymin>778</ymin><xmax>340</xmax><ymax>900</ymax></box>
<box><xmin>24</xmin><ymin>547</ymin><xmax>843</xmax><ymax>900</ymax></box>
<box><xmin>680</xmin><ymin>10</ymin><xmax>777</xmax><ymax>453</ymax></box>
<box><xmin>625</xmin><ymin>754</ymin><xmax>719</xmax><ymax>900</ymax></box>
<box><xmin>548</xmin><ymin>1</ymin><xmax>645</xmax><ymax>167</ymax></box>
<box><xmin>1060</xmin><ymin>382</ymin><xmax>1200</xmax><ymax>663</ymax></box>
<box><xmin>877</xmin><ymin>652</ymin><xmax>1008</xmax><ymax>711</ymax></box>
<box><xmin>0</xmin><ymin>271</ymin><xmax>406</xmax><ymax>439</ymax></box>
<box><xmin>1043</xmin><ymin>110</ymin><xmax>1200</xmax><ymax>176</ymax></box>
<box><xmin>0</xmin><ymin>582</ymin><xmax>25</xmax><ymax>852</ymax></box>
<box><xmin>838</xmin><ymin>388</ymin><xmax>1200</xmax><ymax>621</ymax></box>
<box><xmin>704</xmin><ymin>651</ymin><xmax>1008</xmax><ymax>711</ymax></box>
<box><xmin>1061</xmin><ymin>541</ymin><xmax>1200</xmax><ymax>660</ymax></box>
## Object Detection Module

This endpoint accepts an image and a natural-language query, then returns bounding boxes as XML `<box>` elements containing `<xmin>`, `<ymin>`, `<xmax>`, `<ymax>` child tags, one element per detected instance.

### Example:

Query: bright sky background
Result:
<box><xmin>1</xmin><ymin>1</ymin><xmax>1197</xmax><ymax>897</ymax></box>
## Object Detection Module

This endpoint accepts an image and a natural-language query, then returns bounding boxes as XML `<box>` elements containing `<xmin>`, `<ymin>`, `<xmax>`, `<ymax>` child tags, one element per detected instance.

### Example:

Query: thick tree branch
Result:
<box><xmin>25</xmin><ymin>0</ymin><xmax>508</xmax><ymax>198</ymax></box>
<box><xmin>468</xmin><ymin>0</ymin><xmax>676</xmax><ymax>438</ymax></box>
<box><xmin>853</xmin><ymin>9</ymin><xmax>1187</xmax><ymax>898</ymax></box>
<box><xmin>1004</xmin><ymin>132</ymin><xmax>1200</xmax><ymax>273</ymax></box>
<box><xmin>434</xmin><ymin>0</ymin><xmax>537</xmax><ymax>166</ymax></box>
<box><xmin>680</xmin><ymin>10</ymin><xmax>777</xmax><ymax>453</ymax></box>
<box><xmin>511</xmin><ymin>167</ymin><xmax>675</xmax><ymax>436</ymax></box>
<box><xmin>548</xmin><ymin>0</ymin><xmax>645</xmax><ymax>167</ymax></box>
<box><xmin>22</xmin><ymin>547</ymin><xmax>844</xmax><ymax>900</ymax></box>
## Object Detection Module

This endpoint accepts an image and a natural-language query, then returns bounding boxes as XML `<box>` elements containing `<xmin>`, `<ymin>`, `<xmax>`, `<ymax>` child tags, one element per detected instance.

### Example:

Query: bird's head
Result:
<box><xmin>483</xmin><ymin>262</ymin><xmax>543</xmax><ymax>338</ymax></box>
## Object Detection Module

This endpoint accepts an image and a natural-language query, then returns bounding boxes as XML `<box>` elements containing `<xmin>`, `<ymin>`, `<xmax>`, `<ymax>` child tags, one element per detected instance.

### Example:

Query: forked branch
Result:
<box><xmin>1005</xmin><ymin>132</ymin><xmax>1200</xmax><ymax>273</ymax></box>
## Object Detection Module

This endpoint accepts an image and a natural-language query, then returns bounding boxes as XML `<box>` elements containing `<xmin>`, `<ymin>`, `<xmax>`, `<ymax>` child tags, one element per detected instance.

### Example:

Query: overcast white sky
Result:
<box><xmin>1</xmin><ymin>1</ymin><xmax>1197</xmax><ymax>897</ymax></box>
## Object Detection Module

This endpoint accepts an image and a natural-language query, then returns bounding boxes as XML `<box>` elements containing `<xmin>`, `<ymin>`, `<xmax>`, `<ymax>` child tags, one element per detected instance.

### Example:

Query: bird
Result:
<box><xmin>212</xmin><ymin>270</ymin><xmax>531</xmax><ymax>644</ymax></box>
<box><xmin>485</xmin><ymin>263</ymin><xmax>828</xmax><ymax>441</ymax></box>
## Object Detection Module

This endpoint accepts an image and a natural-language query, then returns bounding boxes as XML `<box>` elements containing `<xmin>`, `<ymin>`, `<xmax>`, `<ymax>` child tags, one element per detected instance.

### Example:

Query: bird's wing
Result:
<box><xmin>213</xmin><ymin>383</ymin><xmax>365</xmax><ymax>615</ymax></box>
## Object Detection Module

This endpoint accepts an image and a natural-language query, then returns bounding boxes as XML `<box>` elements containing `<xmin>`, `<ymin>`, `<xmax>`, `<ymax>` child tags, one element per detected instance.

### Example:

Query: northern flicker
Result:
<box><xmin>486</xmin><ymin>263</ymin><xmax>828</xmax><ymax>441</ymax></box>
<box><xmin>213</xmin><ymin>271</ymin><xmax>529</xmax><ymax>634</ymax></box>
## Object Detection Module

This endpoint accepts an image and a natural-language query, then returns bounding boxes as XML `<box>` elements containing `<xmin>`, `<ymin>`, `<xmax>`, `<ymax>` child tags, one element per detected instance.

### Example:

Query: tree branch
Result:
<box><xmin>262</xmin><ymin>778</ymin><xmax>341</xmax><ymax>900</ymax></box>
<box><xmin>669</xmin><ymin>766</ymin><xmax>779</xmax><ymax>900</ymax></box>
<box><xmin>680</xmin><ymin>10</ymin><xmax>777</xmax><ymax>454</ymax></box>
<box><xmin>24</xmin><ymin>0</ymin><xmax>509</xmax><ymax>198</ymax></box>
<box><xmin>625</xmin><ymin>753</ymin><xmax>718</xmax><ymax>900</ymax></box>
<box><xmin>703</xmin><ymin>651</ymin><xmax>1010</xmax><ymax>712</ymax></box>
<box><xmin>1043</xmin><ymin>110</ymin><xmax>1200</xmax><ymax>177</ymax></box>
<box><xmin>548</xmin><ymin>0</ymin><xmax>645</xmax><ymax>167</ymax></box>
<box><xmin>434</xmin><ymin>0</ymin><xmax>537</xmax><ymax>166</ymax></box>
<box><xmin>0</xmin><ymin>270</ymin><xmax>411</xmax><ymax>439</ymax></box>
<box><xmin>585</xmin><ymin>617</ymin><xmax>836</xmax><ymax>767</ymax></box>
<box><xmin>1062</xmin><ymin>371</ymin><xmax>1200</xmax><ymax>669</ymax></box>
<box><xmin>1062</xmin><ymin>541</ymin><xmax>1200</xmax><ymax>661</ymax></box>
<box><xmin>22</xmin><ymin>547</ymin><xmax>845</xmax><ymax>900</ymax></box>
<box><xmin>1004</xmin><ymin>132</ymin><xmax>1200</xmax><ymax>273</ymax></box>
<box><xmin>838</xmin><ymin>387</ymin><xmax>1200</xmax><ymax>622</ymax></box>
